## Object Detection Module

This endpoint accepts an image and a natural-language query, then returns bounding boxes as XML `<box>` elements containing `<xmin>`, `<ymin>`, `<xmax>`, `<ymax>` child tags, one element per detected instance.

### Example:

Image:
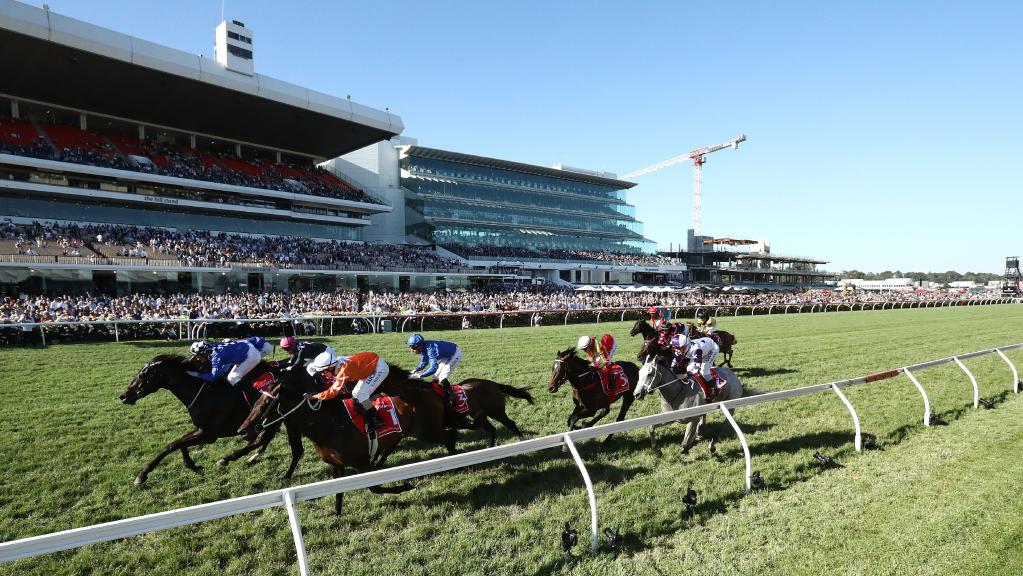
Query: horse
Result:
<box><xmin>548</xmin><ymin>348</ymin><xmax>638</xmax><ymax>442</ymax></box>
<box><xmin>119</xmin><ymin>354</ymin><xmax>303</xmax><ymax>486</ymax></box>
<box><xmin>628</xmin><ymin>318</ymin><xmax>736</xmax><ymax>367</ymax></box>
<box><xmin>632</xmin><ymin>357</ymin><xmax>744</xmax><ymax>452</ymax></box>
<box><xmin>237</xmin><ymin>368</ymin><xmax>421</xmax><ymax>514</ymax></box>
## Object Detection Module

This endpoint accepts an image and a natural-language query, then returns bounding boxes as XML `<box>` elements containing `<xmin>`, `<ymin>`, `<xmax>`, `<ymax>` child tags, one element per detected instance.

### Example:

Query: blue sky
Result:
<box><xmin>42</xmin><ymin>1</ymin><xmax>1022</xmax><ymax>272</ymax></box>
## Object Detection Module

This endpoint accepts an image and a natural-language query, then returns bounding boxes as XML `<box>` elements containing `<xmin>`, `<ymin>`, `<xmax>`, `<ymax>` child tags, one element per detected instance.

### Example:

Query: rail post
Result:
<box><xmin>620</xmin><ymin>310</ymin><xmax>626</xmax><ymax>322</ymax></box>
<box><xmin>564</xmin><ymin>312</ymin><xmax>570</xmax><ymax>326</ymax></box>
<box><xmin>719</xmin><ymin>404</ymin><xmax>752</xmax><ymax>493</ymax></box>
<box><xmin>563</xmin><ymin>435</ymin><xmax>599</xmax><ymax>554</ymax></box>
<box><xmin>995</xmin><ymin>349</ymin><xmax>1021</xmax><ymax>393</ymax></box>
<box><xmin>831</xmin><ymin>383</ymin><xmax>862</xmax><ymax>451</ymax></box>
<box><xmin>114</xmin><ymin>322</ymin><xmax>120</xmax><ymax>342</ymax></box>
<box><xmin>904</xmin><ymin>368</ymin><xmax>931</xmax><ymax>426</ymax></box>
<box><xmin>500</xmin><ymin>314</ymin><xmax>505</xmax><ymax>329</ymax></box>
<box><xmin>283</xmin><ymin>491</ymin><xmax>310</xmax><ymax>576</ymax></box>
<box><xmin>953</xmin><ymin>357</ymin><xmax>980</xmax><ymax>409</ymax></box>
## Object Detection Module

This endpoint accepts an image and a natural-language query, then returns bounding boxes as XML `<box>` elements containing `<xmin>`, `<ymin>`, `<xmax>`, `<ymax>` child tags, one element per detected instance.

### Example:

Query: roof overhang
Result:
<box><xmin>0</xmin><ymin>1</ymin><xmax>403</xmax><ymax>158</ymax></box>
<box><xmin>401</xmin><ymin>146</ymin><xmax>637</xmax><ymax>190</ymax></box>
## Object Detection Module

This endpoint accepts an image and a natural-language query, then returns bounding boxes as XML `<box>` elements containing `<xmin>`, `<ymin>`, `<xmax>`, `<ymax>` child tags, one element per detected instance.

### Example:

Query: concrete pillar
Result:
<box><xmin>235</xmin><ymin>143</ymin><xmax>242</xmax><ymax>157</ymax></box>
<box><xmin>10</xmin><ymin>100</ymin><xmax>18</xmax><ymax>119</ymax></box>
<box><xmin>189</xmin><ymin>134</ymin><xmax>197</xmax><ymax>149</ymax></box>
<box><xmin>79</xmin><ymin>113</ymin><xmax>87</xmax><ymax>131</ymax></box>
<box><xmin>138</xmin><ymin>125</ymin><xmax>145</xmax><ymax>140</ymax></box>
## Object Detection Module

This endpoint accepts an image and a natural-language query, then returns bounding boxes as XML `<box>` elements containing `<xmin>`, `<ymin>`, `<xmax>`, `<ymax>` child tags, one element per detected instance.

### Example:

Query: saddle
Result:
<box><xmin>594</xmin><ymin>364</ymin><xmax>630</xmax><ymax>402</ymax></box>
<box><xmin>342</xmin><ymin>395</ymin><xmax>403</xmax><ymax>438</ymax></box>
<box><xmin>430</xmin><ymin>382</ymin><xmax>470</xmax><ymax>415</ymax></box>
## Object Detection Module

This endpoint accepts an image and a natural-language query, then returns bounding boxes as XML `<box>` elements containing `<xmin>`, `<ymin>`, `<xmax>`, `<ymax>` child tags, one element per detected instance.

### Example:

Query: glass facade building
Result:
<box><xmin>400</xmin><ymin>147</ymin><xmax>654</xmax><ymax>254</ymax></box>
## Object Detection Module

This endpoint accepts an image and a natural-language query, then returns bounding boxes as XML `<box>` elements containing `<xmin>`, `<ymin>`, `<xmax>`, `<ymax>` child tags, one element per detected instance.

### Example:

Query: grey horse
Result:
<box><xmin>633</xmin><ymin>358</ymin><xmax>744</xmax><ymax>453</ymax></box>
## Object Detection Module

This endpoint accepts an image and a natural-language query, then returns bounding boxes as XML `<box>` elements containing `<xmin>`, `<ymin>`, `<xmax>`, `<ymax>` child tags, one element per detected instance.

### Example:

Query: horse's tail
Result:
<box><xmin>497</xmin><ymin>383</ymin><xmax>535</xmax><ymax>405</ymax></box>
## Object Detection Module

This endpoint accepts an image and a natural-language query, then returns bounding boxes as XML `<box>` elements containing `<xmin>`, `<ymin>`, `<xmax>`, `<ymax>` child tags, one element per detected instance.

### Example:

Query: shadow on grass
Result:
<box><xmin>733</xmin><ymin>366</ymin><xmax>799</xmax><ymax>378</ymax></box>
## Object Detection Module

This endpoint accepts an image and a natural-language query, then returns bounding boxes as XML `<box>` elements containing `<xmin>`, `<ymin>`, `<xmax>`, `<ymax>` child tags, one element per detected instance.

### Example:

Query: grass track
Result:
<box><xmin>2</xmin><ymin>305</ymin><xmax>1023</xmax><ymax>575</ymax></box>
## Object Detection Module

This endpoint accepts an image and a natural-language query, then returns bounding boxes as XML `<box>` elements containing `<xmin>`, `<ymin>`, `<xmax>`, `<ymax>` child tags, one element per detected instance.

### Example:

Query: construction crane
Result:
<box><xmin>623</xmin><ymin>134</ymin><xmax>746</xmax><ymax>237</ymax></box>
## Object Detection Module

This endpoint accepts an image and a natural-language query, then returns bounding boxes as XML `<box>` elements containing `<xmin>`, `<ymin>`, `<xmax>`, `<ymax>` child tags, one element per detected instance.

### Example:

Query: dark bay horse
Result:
<box><xmin>381</xmin><ymin>364</ymin><xmax>535</xmax><ymax>448</ymax></box>
<box><xmin>119</xmin><ymin>354</ymin><xmax>303</xmax><ymax>486</ymax></box>
<box><xmin>548</xmin><ymin>348</ymin><xmax>638</xmax><ymax>442</ymax></box>
<box><xmin>237</xmin><ymin>369</ymin><xmax>419</xmax><ymax>514</ymax></box>
<box><xmin>629</xmin><ymin>318</ymin><xmax>737</xmax><ymax>367</ymax></box>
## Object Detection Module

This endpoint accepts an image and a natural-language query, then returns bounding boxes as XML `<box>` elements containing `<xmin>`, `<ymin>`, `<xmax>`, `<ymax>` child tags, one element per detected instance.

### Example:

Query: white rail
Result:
<box><xmin>1</xmin><ymin>343</ymin><xmax>1021</xmax><ymax>572</ymax></box>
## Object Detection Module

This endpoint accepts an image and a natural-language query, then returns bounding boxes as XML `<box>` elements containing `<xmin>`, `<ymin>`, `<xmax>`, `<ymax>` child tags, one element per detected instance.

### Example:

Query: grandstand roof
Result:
<box><xmin>0</xmin><ymin>0</ymin><xmax>403</xmax><ymax>159</ymax></box>
<box><xmin>402</xmin><ymin>146</ymin><xmax>638</xmax><ymax>189</ymax></box>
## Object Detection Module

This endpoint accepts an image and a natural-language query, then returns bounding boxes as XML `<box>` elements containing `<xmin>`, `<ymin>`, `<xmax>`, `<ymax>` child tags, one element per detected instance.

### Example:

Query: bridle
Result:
<box><xmin>550</xmin><ymin>355</ymin><xmax>592</xmax><ymax>391</ymax></box>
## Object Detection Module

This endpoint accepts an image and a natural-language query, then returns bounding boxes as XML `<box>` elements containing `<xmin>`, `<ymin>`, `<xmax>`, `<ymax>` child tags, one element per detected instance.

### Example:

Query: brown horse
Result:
<box><xmin>629</xmin><ymin>318</ymin><xmax>736</xmax><ymax>367</ymax></box>
<box><xmin>548</xmin><ymin>348</ymin><xmax>638</xmax><ymax>442</ymax></box>
<box><xmin>237</xmin><ymin>368</ymin><xmax>421</xmax><ymax>514</ymax></box>
<box><xmin>381</xmin><ymin>364</ymin><xmax>535</xmax><ymax>448</ymax></box>
<box><xmin>119</xmin><ymin>354</ymin><xmax>304</xmax><ymax>486</ymax></box>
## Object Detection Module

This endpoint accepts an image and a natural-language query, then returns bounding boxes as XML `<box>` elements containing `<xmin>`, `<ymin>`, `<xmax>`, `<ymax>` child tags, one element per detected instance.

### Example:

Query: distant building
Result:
<box><xmin>839</xmin><ymin>278</ymin><xmax>916</xmax><ymax>292</ymax></box>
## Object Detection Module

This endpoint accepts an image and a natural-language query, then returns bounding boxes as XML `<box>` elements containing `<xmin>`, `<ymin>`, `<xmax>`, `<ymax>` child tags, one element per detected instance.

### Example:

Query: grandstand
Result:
<box><xmin>663</xmin><ymin>231</ymin><xmax>835</xmax><ymax>287</ymax></box>
<box><xmin>0</xmin><ymin>0</ymin><xmax>506</xmax><ymax>296</ymax></box>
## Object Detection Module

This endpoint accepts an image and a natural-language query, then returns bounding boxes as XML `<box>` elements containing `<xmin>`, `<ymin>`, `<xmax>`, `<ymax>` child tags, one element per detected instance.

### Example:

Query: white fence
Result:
<box><xmin>3</xmin><ymin>297</ymin><xmax>1019</xmax><ymax>346</ymax></box>
<box><xmin>1</xmin><ymin>342</ymin><xmax>1021</xmax><ymax>573</ymax></box>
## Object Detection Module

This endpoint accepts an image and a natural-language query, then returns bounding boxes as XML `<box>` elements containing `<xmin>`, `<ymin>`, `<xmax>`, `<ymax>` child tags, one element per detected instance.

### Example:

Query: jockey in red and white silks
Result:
<box><xmin>578</xmin><ymin>333</ymin><xmax>617</xmax><ymax>374</ymax></box>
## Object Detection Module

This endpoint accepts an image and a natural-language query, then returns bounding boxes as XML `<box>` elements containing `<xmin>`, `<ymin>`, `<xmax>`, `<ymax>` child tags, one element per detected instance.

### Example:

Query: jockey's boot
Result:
<box><xmin>440</xmin><ymin>378</ymin><xmax>456</xmax><ymax>408</ymax></box>
<box><xmin>359</xmin><ymin>402</ymin><xmax>384</xmax><ymax>437</ymax></box>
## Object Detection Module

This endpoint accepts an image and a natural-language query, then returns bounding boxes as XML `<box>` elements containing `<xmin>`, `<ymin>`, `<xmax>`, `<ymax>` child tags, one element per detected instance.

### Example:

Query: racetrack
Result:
<box><xmin>2</xmin><ymin>305</ymin><xmax>1023</xmax><ymax>575</ymax></box>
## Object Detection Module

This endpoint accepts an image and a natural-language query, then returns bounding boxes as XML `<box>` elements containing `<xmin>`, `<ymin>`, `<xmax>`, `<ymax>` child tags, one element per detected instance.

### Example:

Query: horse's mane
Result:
<box><xmin>151</xmin><ymin>354</ymin><xmax>187</xmax><ymax>365</ymax></box>
<box><xmin>386</xmin><ymin>363</ymin><xmax>412</xmax><ymax>379</ymax></box>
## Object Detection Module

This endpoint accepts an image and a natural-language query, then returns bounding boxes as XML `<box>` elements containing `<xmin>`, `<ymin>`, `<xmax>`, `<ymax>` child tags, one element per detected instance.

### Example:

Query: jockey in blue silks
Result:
<box><xmin>189</xmin><ymin>337</ymin><xmax>273</xmax><ymax>385</ymax></box>
<box><xmin>407</xmin><ymin>333</ymin><xmax>462</xmax><ymax>407</ymax></box>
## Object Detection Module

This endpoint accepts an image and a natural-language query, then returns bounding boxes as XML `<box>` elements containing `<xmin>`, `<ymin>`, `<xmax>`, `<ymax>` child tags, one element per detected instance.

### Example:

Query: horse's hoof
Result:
<box><xmin>134</xmin><ymin>475</ymin><xmax>146</xmax><ymax>487</ymax></box>
<box><xmin>193</xmin><ymin>466</ymin><xmax>205</xmax><ymax>476</ymax></box>
<box><xmin>708</xmin><ymin>438</ymin><xmax>717</xmax><ymax>454</ymax></box>
<box><xmin>217</xmin><ymin>459</ymin><xmax>229</xmax><ymax>468</ymax></box>
<box><xmin>245</xmin><ymin>453</ymin><xmax>260</xmax><ymax>465</ymax></box>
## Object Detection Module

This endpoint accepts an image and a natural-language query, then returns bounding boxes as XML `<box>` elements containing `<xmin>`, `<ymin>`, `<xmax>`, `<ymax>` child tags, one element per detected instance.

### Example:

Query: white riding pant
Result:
<box><xmin>687</xmin><ymin>353</ymin><xmax>717</xmax><ymax>382</ymax></box>
<box><xmin>433</xmin><ymin>348</ymin><xmax>462</xmax><ymax>382</ymax></box>
<box><xmin>227</xmin><ymin>345</ymin><xmax>262</xmax><ymax>386</ymax></box>
<box><xmin>351</xmin><ymin>359</ymin><xmax>390</xmax><ymax>406</ymax></box>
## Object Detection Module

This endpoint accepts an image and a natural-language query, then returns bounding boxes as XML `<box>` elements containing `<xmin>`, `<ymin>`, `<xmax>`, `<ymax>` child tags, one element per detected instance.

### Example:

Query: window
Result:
<box><xmin>227</xmin><ymin>45</ymin><xmax>253</xmax><ymax>60</ymax></box>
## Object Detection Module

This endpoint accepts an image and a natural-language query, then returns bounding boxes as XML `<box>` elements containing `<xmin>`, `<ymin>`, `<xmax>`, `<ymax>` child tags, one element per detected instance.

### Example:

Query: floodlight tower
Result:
<box><xmin>622</xmin><ymin>134</ymin><xmax>746</xmax><ymax>237</ymax></box>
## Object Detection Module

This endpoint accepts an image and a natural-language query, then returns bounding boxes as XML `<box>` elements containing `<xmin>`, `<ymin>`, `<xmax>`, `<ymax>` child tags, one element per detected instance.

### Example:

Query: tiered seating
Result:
<box><xmin>41</xmin><ymin>124</ymin><xmax>125</xmax><ymax>168</ymax></box>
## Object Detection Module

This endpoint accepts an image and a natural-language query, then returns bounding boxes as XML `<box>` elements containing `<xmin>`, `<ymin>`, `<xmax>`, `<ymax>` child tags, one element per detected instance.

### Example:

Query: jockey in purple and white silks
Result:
<box><xmin>189</xmin><ymin>337</ymin><xmax>273</xmax><ymax>385</ymax></box>
<box><xmin>670</xmin><ymin>334</ymin><xmax>719</xmax><ymax>385</ymax></box>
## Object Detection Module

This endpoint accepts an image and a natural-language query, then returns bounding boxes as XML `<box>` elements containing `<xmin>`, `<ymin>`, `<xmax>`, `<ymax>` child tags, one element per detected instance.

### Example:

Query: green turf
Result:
<box><xmin>2</xmin><ymin>305</ymin><xmax>1023</xmax><ymax>575</ymax></box>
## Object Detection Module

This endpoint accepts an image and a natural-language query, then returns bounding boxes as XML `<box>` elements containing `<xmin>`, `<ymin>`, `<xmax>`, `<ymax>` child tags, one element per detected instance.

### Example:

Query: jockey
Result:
<box><xmin>188</xmin><ymin>337</ymin><xmax>273</xmax><ymax>386</ymax></box>
<box><xmin>279</xmin><ymin>336</ymin><xmax>327</xmax><ymax>370</ymax></box>
<box><xmin>577</xmin><ymin>333</ymin><xmax>617</xmax><ymax>378</ymax></box>
<box><xmin>694</xmin><ymin>309</ymin><xmax>717</xmax><ymax>335</ymax></box>
<box><xmin>307</xmin><ymin>348</ymin><xmax>390</xmax><ymax>433</ymax></box>
<box><xmin>648</xmin><ymin>306</ymin><xmax>672</xmax><ymax>330</ymax></box>
<box><xmin>407</xmin><ymin>333</ymin><xmax>462</xmax><ymax>407</ymax></box>
<box><xmin>670</xmin><ymin>334</ymin><xmax>723</xmax><ymax>399</ymax></box>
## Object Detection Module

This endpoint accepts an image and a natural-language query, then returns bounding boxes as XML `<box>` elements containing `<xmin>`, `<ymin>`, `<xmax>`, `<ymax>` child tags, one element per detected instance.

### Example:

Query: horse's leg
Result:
<box><xmin>281</xmin><ymin>425</ymin><xmax>304</xmax><ymax>480</ymax></box>
<box><xmin>566</xmin><ymin>405</ymin><xmax>585</xmax><ymax>431</ymax></box>
<box><xmin>681</xmin><ymin>418</ymin><xmax>699</xmax><ymax>453</ymax></box>
<box><xmin>180</xmin><ymin>447</ymin><xmax>203</xmax><ymax>474</ymax></box>
<box><xmin>582</xmin><ymin>407</ymin><xmax>610</xmax><ymax>428</ymax></box>
<box><xmin>601</xmin><ymin>395</ymin><xmax>635</xmax><ymax>444</ymax></box>
<box><xmin>444</xmin><ymin>426</ymin><xmax>459</xmax><ymax>454</ymax></box>
<box><xmin>135</xmin><ymin>427</ymin><xmax>211</xmax><ymax>486</ymax></box>
<box><xmin>472</xmin><ymin>414</ymin><xmax>498</xmax><ymax>447</ymax></box>
<box><xmin>216</xmin><ymin>425</ymin><xmax>277</xmax><ymax>468</ymax></box>
<box><xmin>328</xmin><ymin>463</ymin><xmax>345</xmax><ymax>515</ymax></box>
<box><xmin>491</xmin><ymin>411</ymin><xmax>525</xmax><ymax>438</ymax></box>
<box><xmin>569</xmin><ymin>407</ymin><xmax>595</xmax><ymax>430</ymax></box>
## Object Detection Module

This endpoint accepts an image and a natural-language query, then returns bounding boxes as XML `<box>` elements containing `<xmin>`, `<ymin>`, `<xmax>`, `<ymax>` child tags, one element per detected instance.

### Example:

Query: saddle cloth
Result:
<box><xmin>693</xmin><ymin>368</ymin><xmax>725</xmax><ymax>400</ymax></box>
<box><xmin>430</xmin><ymin>382</ymin><xmax>470</xmax><ymax>415</ymax></box>
<box><xmin>241</xmin><ymin>372</ymin><xmax>277</xmax><ymax>406</ymax></box>
<box><xmin>596</xmin><ymin>364</ymin><xmax>630</xmax><ymax>402</ymax></box>
<box><xmin>342</xmin><ymin>395</ymin><xmax>403</xmax><ymax>438</ymax></box>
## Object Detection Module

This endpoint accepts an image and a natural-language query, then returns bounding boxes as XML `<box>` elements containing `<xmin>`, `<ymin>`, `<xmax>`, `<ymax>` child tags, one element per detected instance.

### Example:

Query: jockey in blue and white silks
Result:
<box><xmin>190</xmin><ymin>337</ymin><xmax>273</xmax><ymax>385</ymax></box>
<box><xmin>407</xmin><ymin>333</ymin><xmax>462</xmax><ymax>406</ymax></box>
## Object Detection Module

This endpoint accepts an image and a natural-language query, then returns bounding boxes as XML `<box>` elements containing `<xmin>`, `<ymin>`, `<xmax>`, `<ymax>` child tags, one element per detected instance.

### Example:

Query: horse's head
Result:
<box><xmin>237</xmin><ymin>382</ymin><xmax>282</xmax><ymax>441</ymax></box>
<box><xmin>237</xmin><ymin>368</ymin><xmax>316</xmax><ymax>440</ymax></box>
<box><xmin>636</xmin><ymin>337</ymin><xmax>660</xmax><ymax>361</ymax></box>
<box><xmin>634</xmin><ymin>356</ymin><xmax>662</xmax><ymax>402</ymax></box>
<box><xmin>120</xmin><ymin>355</ymin><xmax>188</xmax><ymax>405</ymax></box>
<box><xmin>549</xmin><ymin>347</ymin><xmax>582</xmax><ymax>394</ymax></box>
<box><xmin>629</xmin><ymin>318</ymin><xmax>654</xmax><ymax>338</ymax></box>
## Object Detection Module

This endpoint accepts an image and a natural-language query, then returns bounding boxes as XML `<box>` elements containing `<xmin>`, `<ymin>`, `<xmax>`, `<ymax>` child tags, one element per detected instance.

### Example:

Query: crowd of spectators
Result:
<box><xmin>0</xmin><ymin>118</ymin><xmax>380</xmax><ymax>204</ymax></box>
<box><xmin>443</xmin><ymin>244</ymin><xmax>685</xmax><ymax>266</ymax></box>
<box><xmin>1</xmin><ymin>285</ymin><xmax>1001</xmax><ymax>328</ymax></box>
<box><xmin>1</xmin><ymin>219</ymin><xmax>463</xmax><ymax>271</ymax></box>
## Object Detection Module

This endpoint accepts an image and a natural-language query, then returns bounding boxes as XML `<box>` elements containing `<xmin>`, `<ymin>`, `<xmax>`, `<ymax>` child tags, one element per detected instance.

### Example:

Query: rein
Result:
<box><xmin>185</xmin><ymin>381</ymin><xmax>206</xmax><ymax>410</ymax></box>
<box><xmin>260</xmin><ymin>394</ymin><xmax>320</xmax><ymax>429</ymax></box>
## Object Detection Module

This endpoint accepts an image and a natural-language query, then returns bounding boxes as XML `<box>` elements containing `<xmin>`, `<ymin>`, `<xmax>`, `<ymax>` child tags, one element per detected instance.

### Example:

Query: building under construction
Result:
<box><xmin>658</xmin><ymin>230</ymin><xmax>835</xmax><ymax>287</ymax></box>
